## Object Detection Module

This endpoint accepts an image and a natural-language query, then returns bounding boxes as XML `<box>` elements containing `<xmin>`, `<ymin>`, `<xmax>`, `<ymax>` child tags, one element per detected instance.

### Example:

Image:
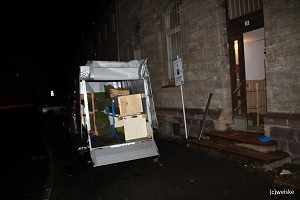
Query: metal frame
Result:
<box><xmin>79</xmin><ymin>59</ymin><xmax>159</xmax><ymax>167</ymax></box>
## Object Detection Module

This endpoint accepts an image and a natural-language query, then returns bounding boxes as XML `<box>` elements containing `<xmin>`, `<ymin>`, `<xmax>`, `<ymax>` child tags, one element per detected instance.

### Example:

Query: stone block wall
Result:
<box><xmin>263</xmin><ymin>0</ymin><xmax>300</xmax><ymax>163</ymax></box>
<box><xmin>265</xmin><ymin>113</ymin><xmax>300</xmax><ymax>164</ymax></box>
<box><xmin>156</xmin><ymin>107</ymin><xmax>221</xmax><ymax>138</ymax></box>
<box><xmin>116</xmin><ymin>0</ymin><xmax>233</xmax><ymax>137</ymax></box>
<box><xmin>264</xmin><ymin>0</ymin><xmax>300</xmax><ymax>113</ymax></box>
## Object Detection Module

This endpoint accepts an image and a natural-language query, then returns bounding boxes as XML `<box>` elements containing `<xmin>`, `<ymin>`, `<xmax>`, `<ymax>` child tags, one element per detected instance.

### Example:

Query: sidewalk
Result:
<box><xmin>155</xmin><ymin>132</ymin><xmax>300</xmax><ymax>190</ymax></box>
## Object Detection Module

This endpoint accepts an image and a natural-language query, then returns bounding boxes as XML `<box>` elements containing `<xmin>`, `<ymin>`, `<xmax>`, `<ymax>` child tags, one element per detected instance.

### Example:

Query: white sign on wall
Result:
<box><xmin>173</xmin><ymin>57</ymin><xmax>188</xmax><ymax>138</ymax></box>
<box><xmin>173</xmin><ymin>57</ymin><xmax>184</xmax><ymax>86</ymax></box>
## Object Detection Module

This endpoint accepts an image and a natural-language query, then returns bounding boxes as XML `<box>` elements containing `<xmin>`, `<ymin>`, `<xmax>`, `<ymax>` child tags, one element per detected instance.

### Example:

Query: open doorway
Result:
<box><xmin>226</xmin><ymin>1</ymin><xmax>265</xmax><ymax>132</ymax></box>
<box><xmin>244</xmin><ymin>28</ymin><xmax>266</xmax><ymax>132</ymax></box>
<box><xmin>229</xmin><ymin>27</ymin><xmax>266</xmax><ymax>132</ymax></box>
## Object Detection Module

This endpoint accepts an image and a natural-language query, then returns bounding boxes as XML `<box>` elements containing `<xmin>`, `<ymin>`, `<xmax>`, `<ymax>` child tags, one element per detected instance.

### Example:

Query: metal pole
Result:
<box><xmin>81</xmin><ymin>80</ymin><xmax>91</xmax><ymax>132</ymax></box>
<box><xmin>180</xmin><ymin>84</ymin><xmax>188</xmax><ymax>139</ymax></box>
<box><xmin>198</xmin><ymin>93</ymin><xmax>213</xmax><ymax>139</ymax></box>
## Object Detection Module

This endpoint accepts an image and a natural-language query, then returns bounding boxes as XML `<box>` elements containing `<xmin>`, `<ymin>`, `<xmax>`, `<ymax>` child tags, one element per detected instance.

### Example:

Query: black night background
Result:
<box><xmin>2</xmin><ymin>1</ymin><xmax>108</xmax><ymax>104</ymax></box>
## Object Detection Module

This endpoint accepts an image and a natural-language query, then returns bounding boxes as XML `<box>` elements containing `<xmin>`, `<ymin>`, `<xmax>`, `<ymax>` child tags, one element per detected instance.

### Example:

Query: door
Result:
<box><xmin>244</xmin><ymin>28</ymin><xmax>266</xmax><ymax>132</ymax></box>
<box><xmin>229</xmin><ymin>29</ymin><xmax>267</xmax><ymax>132</ymax></box>
<box><xmin>229</xmin><ymin>35</ymin><xmax>247</xmax><ymax>131</ymax></box>
<box><xmin>226</xmin><ymin>4</ymin><xmax>265</xmax><ymax>132</ymax></box>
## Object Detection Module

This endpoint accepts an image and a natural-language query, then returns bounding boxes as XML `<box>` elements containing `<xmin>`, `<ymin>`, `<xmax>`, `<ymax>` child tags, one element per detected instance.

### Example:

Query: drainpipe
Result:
<box><xmin>115</xmin><ymin>0</ymin><xmax>120</xmax><ymax>61</ymax></box>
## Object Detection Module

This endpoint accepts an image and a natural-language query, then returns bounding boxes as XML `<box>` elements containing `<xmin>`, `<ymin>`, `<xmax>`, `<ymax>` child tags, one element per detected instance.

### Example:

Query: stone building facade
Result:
<box><xmin>86</xmin><ymin>0</ymin><xmax>300</xmax><ymax>163</ymax></box>
<box><xmin>115</xmin><ymin>0</ymin><xmax>232</xmax><ymax>138</ymax></box>
<box><xmin>263</xmin><ymin>0</ymin><xmax>300</xmax><ymax>164</ymax></box>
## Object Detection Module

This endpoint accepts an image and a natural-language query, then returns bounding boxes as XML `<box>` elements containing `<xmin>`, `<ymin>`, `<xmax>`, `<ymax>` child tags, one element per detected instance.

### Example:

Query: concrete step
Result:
<box><xmin>186</xmin><ymin>134</ymin><xmax>290</xmax><ymax>170</ymax></box>
<box><xmin>203</xmin><ymin>131</ymin><xmax>276</xmax><ymax>153</ymax></box>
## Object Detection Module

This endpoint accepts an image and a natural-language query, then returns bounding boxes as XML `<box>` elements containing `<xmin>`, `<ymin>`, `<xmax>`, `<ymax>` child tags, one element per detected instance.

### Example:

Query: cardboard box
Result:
<box><xmin>123</xmin><ymin>114</ymin><xmax>147</xmax><ymax>141</ymax></box>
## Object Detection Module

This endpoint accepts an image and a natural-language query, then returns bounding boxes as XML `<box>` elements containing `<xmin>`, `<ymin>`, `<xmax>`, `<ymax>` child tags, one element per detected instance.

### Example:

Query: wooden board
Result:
<box><xmin>110</xmin><ymin>88</ymin><xmax>130</xmax><ymax>97</ymax></box>
<box><xmin>118</xmin><ymin>94</ymin><xmax>143</xmax><ymax>116</ymax></box>
<box><xmin>90</xmin><ymin>93</ymin><xmax>98</xmax><ymax>135</ymax></box>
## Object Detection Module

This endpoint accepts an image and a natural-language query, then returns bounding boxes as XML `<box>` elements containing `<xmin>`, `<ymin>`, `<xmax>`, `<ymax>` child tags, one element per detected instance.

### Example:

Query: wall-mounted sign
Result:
<box><xmin>245</xmin><ymin>20</ymin><xmax>250</xmax><ymax>26</ymax></box>
<box><xmin>173</xmin><ymin>57</ymin><xmax>188</xmax><ymax>138</ymax></box>
<box><xmin>173</xmin><ymin>57</ymin><xmax>184</xmax><ymax>86</ymax></box>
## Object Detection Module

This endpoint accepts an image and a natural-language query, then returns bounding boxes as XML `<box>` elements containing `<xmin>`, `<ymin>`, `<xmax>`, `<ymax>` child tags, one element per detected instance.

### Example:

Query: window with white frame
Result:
<box><xmin>165</xmin><ymin>1</ymin><xmax>182</xmax><ymax>81</ymax></box>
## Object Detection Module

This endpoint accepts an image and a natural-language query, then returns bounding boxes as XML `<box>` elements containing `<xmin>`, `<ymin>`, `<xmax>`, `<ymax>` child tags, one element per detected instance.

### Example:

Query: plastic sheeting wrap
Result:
<box><xmin>80</xmin><ymin>60</ymin><xmax>146</xmax><ymax>81</ymax></box>
<box><xmin>79</xmin><ymin>59</ymin><xmax>158</xmax><ymax>130</ymax></box>
<box><xmin>80</xmin><ymin>59</ymin><xmax>148</xmax><ymax>94</ymax></box>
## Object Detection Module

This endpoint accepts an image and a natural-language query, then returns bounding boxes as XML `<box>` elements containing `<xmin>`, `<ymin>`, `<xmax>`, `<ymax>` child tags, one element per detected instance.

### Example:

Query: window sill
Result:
<box><xmin>161</xmin><ymin>80</ymin><xmax>176</xmax><ymax>88</ymax></box>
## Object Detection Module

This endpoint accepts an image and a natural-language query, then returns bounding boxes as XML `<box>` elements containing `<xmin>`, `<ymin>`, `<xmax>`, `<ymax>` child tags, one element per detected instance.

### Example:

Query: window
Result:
<box><xmin>104</xmin><ymin>23</ymin><xmax>108</xmax><ymax>40</ymax></box>
<box><xmin>134</xmin><ymin>20</ymin><xmax>141</xmax><ymax>47</ymax></box>
<box><xmin>89</xmin><ymin>41</ymin><xmax>94</xmax><ymax>59</ymax></box>
<box><xmin>165</xmin><ymin>1</ymin><xmax>182</xmax><ymax>81</ymax></box>
<box><xmin>111</xmin><ymin>13</ymin><xmax>116</xmax><ymax>32</ymax></box>
<box><xmin>227</xmin><ymin>0</ymin><xmax>263</xmax><ymax>19</ymax></box>
<box><xmin>97</xmin><ymin>31</ymin><xmax>102</xmax><ymax>46</ymax></box>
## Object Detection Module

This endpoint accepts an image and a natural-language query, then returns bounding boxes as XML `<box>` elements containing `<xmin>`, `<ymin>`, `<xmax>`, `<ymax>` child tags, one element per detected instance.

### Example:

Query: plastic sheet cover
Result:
<box><xmin>80</xmin><ymin>59</ymin><xmax>147</xmax><ymax>81</ymax></box>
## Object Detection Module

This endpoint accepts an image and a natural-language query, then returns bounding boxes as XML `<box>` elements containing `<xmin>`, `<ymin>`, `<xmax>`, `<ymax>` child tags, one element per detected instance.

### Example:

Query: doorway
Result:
<box><xmin>244</xmin><ymin>28</ymin><xmax>266</xmax><ymax>132</ymax></box>
<box><xmin>229</xmin><ymin>28</ymin><xmax>266</xmax><ymax>132</ymax></box>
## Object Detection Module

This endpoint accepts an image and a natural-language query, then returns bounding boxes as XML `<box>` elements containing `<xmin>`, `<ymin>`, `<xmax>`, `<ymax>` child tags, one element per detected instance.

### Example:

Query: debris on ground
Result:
<box><xmin>280</xmin><ymin>169</ymin><xmax>292</xmax><ymax>175</ymax></box>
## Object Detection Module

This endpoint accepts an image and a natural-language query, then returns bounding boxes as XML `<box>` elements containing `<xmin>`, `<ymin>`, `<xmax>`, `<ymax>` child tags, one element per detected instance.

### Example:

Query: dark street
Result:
<box><xmin>2</xmin><ymin>1</ymin><xmax>300</xmax><ymax>199</ymax></box>
<box><xmin>47</xmin><ymin>134</ymin><xmax>299</xmax><ymax>200</ymax></box>
<box><xmin>0</xmin><ymin>106</ymin><xmax>48</xmax><ymax>200</ymax></box>
<box><xmin>1</xmin><ymin>106</ymin><xmax>299</xmax><ymax>200</ymax></box>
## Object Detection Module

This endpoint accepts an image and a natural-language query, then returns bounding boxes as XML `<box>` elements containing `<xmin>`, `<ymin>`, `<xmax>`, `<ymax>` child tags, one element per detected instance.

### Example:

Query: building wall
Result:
<box><xmin>180</xmin><ymin>0</ymin><xmax>232</xmax><ymax>133</ymax></box>
<box><xmin>85</xmin><ymin>0</ymin><xmax>300</xmax><ymax>163</ymax></box>
<box><xmin>264</xmin><ymin>0</ymin><xmax>300</xmax><ymax>113</ymax></box>
<box><xmin>263</xmin><ymin>0</ymin><xmax>300</xmax><ymax>163</ymax></box>
<box><xmin>117</xmin><ymin>0</ymin><xmax>232</xmax><ymax>138</ymax></box>
<box><xmin>94</xmin><ymin>1</ymin><xmax>119</xmax><ymax>61</ymax></box>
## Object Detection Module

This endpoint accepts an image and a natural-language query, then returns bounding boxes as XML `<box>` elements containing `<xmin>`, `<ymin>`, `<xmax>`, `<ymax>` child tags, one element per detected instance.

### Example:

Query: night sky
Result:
<box><xmin>2</xmin><ymin>1</ymin><xmax>106</xmax><ymax>98</ymax></box>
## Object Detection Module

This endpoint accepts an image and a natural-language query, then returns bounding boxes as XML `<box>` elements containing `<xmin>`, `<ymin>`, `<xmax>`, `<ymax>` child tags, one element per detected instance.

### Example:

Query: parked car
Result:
<box><xmin>38</xmin><ymin>98</ymin><xmax>66</xmax><ymax>116</ymax></box>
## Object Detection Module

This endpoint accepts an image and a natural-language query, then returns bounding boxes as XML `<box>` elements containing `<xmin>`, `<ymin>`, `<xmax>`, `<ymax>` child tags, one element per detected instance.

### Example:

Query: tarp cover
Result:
<box><xmin>80</xmin><ymin>59</ymin><xmax>147</xmax><ymax>81</ymax></box>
